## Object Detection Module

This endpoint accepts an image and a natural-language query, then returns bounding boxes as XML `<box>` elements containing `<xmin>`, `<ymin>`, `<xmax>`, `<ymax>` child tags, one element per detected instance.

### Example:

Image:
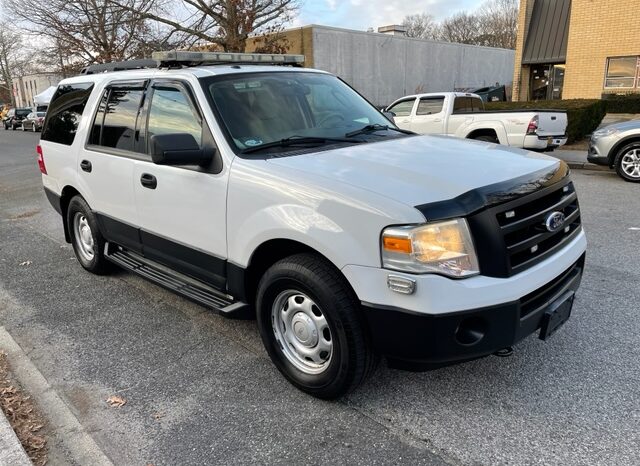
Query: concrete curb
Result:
<box><xmin>566</xmin><ymin>162</ymin><xmax>609</xmax><ymax>171</ymax></box>
<box><xmin>0</xmin><ymin>405</ymin><xmax>31</xmax><ymax>466</ymax></box>
<box><xmin>0</xmin><ymin>327</ymin><xmax>113</xmax><ymax>466</ymax></box>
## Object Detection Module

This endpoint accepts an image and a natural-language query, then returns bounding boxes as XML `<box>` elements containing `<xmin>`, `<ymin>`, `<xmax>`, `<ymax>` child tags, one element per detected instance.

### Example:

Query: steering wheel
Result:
<box><xmin>318</xmin><ymin>113</ymin><xmax>345</xmax><ymax>128</ymax></box>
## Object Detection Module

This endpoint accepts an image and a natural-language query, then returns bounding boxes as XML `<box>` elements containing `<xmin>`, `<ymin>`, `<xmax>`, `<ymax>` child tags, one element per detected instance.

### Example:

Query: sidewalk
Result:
<box><xmin>0</xmin><ymin>405</ymin><xmax>31</xmax><ymax>466</ymax></box>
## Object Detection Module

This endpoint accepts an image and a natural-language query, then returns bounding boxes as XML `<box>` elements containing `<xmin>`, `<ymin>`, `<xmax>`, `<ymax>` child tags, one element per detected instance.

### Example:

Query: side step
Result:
<box><xmin>105</xmin><ymin>245</ymin><xmax>252</xmax><ymax>319</ymax></box>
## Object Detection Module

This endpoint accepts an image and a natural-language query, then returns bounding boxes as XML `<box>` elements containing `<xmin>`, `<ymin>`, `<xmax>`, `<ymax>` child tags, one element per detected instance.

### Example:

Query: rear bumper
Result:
<box><xmin>363</xmin><ymin>253</ymin><xmax>585</xmax><ymax>370</ymax></box>
<box><xmin>524</xmin><ymin>135</ymin><xmax>567</xmax><ymax>151</ymax></box>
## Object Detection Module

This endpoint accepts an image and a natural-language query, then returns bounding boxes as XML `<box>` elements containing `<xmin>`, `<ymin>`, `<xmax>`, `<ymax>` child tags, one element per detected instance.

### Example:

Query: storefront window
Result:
<box><xmin>531</xmin><ymin>64</ymin><xmax>564</xmax><ymax>100</ymax></box>
<box><xmin>605</xmin><ymin>57</ymin><xmax>639</xmax><ymax>89</ymax></box>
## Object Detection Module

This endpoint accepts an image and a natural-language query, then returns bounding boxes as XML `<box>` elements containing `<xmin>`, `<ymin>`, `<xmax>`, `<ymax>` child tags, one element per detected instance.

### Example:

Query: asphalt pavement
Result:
<box><xmin>1</xmin><ymin>129</ymin><xmax>639</xmax><ymax>465</ymax></box>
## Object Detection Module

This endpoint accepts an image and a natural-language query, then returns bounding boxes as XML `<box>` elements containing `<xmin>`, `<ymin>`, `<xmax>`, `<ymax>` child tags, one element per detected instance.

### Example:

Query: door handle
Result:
<box><xmin>433</xmin><ymin>118</ymin><xmax>443</xmax><ymax>122</ymax></box>
<box><xmin>140</xmin><ymin>173</ymin><xmax>157</xmax><ymax>189</ymax></box>
<box><xmin>80</xmin><ymin>160</ymin><xmax>92</xmax><ymax>173</ymax></box>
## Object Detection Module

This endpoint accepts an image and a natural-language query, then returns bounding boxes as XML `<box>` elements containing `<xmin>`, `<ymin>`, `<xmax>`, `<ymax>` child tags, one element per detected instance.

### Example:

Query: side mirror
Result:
<box><xmin>382</xmin><ymin>111</ymin><xmax>396</xmax><ymax>123</ymax></box>
<box><xmin>150</xmin><ymin>133</ymin><xmax>213</xmax><ymax>166</ymax></box>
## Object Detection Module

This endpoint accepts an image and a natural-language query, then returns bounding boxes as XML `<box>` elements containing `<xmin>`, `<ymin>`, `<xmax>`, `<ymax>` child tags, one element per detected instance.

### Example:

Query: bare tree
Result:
<box><xmin>402</xmin><ymin>13</ymin><xmax>440</xmax><ymax>40</ymax></box>
<box><xmin>477</xmin><ymin>0</ymin><xmax>519</xmax><ymax>49</ymax></box>
<box><xmin>439</xmin><ymin>12</ymin><xmax>481</xmax><ymax>45</ymax></box>
<box><xmin>0</xmin><ymin>21</ymin><xmax>25</xmax><ymax>106</ymax></box>
<box><xmin>3</xmin><ymin>0</ymin><xmax>184</xmax><ymax>71</ymax></box>
<box><xmin>111</xmin><ymin>0</ymin><xmax>299</xmax><ymax>53</ymax></box>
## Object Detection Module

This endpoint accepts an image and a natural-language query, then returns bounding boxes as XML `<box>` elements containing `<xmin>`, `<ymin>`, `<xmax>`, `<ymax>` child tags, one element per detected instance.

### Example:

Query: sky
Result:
<box><xmin>292</xmin><ymin>0</ymin><xmax>482</xmax><ymax>31</ymax></box>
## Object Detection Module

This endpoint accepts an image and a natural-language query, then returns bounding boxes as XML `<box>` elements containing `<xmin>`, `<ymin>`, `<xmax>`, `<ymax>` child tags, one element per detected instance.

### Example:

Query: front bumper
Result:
<box><xmin>587</xmin><ymin>140</ymin><xmax>610</xmax><ymax>166</ymax></box>
<box><xmin>363</xmin><ymin>253</ymin><xmax>585</xmax><ymax>370</ymax></box>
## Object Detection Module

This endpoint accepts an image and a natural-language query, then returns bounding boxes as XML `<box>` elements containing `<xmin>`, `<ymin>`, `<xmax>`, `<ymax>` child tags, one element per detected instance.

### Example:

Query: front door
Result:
<box><xmin>409</xmin><ymin>96</ymin><xmax>445</xmax><ymax>134</ymax></box>
<box><xmin>386</xmin><ymin>98</ymin><xmax>416</xmax><ymax>131</ymax></box>
<box><xmin>132</xmin><ymin>80</ymin><xmax>229</xmax><ymax>289</ymax></box>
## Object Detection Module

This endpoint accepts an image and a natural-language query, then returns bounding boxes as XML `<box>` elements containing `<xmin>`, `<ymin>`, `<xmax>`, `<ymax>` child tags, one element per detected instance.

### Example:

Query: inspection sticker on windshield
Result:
<box><xmin>244</xmin><ymin>138</ymin><xmax>263</xmax><ymax>147</ymax></box>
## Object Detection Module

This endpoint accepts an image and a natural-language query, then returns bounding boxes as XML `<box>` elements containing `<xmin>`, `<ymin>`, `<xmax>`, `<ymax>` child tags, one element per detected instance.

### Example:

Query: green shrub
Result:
<box><xmin>602</xmin><ymin>95</ymin><xmax>640</xmax><ymax>114</ymax></box>
<box><xmin>485</xmin><ymin>99</ymin><xmax>606</xmax><ymax>144</ymax></box>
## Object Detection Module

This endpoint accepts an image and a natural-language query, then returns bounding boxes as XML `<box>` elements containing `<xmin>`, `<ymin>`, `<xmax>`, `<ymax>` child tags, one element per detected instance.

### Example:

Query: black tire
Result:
<box><xmin>614</xmin><ymin>142</ymin><xmax>640</xmax><ymax>183</ymax></box>
<box><xmin>66</xmin><ymin>196</ymin><xmax>112</xmax><ymax>274</ymax></box>
<box><xmin>256</xmin><ymin>253</ymin><xmax>377</xmax><ymax>399</ymax></box>
<box><xmin>474</xmin><ymin>134</ymin><xmax>499</xmax><ymax>143</ymax></box>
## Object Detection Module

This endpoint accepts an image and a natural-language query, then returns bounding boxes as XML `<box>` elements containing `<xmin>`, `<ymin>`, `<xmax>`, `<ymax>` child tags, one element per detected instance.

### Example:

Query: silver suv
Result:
<box><xmin>588</xmin><ymin>120</ymin><xmax>640</xmax><ymax>182</ymax></box>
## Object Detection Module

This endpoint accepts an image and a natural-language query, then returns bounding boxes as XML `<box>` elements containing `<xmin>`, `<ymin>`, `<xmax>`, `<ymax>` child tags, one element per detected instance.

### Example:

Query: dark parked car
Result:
<box><xmin>3</xmin><ymin>108</ymin><xmax>32</xmax><ymax>130</ymax></box>
<box><xmin>21</xmin><ymin>111</ymin><xmax>46</xmax><ymax>132</ymax></box>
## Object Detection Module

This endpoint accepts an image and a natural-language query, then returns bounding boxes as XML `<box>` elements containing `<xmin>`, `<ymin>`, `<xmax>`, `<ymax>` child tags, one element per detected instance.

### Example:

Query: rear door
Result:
<box><xmin>132</xmin><ymin>79</ymin><xmax>228</xmax><ymax>289</ymax></box>
<box><xmin>410</xmin><ymin>96</ymin><xmax>445</xmax><ymax>134</ymax></box>
<box><xmin>80</xmin><ymin>81</ymin><xmax>146</xmax><ymax>252</ymax></box>
<box><xmin>385</xmin><ymin>98</ymin><xmax>416</xmax><ymax>131</ymax></box>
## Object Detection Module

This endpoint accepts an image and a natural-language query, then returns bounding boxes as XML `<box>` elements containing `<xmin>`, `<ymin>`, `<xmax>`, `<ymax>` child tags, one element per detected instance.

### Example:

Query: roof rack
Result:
<box><xmin>80</xmin><ymin>51</ymin><xmax>305</xmax><ymax>75</ymax></box>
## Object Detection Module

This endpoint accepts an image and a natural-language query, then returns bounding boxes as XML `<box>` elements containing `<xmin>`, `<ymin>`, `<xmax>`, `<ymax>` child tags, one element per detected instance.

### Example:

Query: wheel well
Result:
<box><xmin>242</xmin><ymin>239</ymin><xmax>331</xmax><ymax>308</ymax></box>
<box><xmin>467</xmin><ymin>129</ymin><xmax>499</xmax><ymax>142</ymax></box>
<box><xmin>609</xmin><ymin>137</ymin><xmax>640</xmax><ymax>168</ymax></box>
<box><xmin>59</xmin><ymin>186</ymin><xmax>81</xmax><ymax>242</ymax></box>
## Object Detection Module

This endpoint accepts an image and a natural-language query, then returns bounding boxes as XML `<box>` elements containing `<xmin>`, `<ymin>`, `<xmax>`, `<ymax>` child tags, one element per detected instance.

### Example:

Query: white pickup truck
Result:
<box><xmin>386</xmin><ymin>92</ymin><xmax>568</xmax><ymax>151</ymax></box>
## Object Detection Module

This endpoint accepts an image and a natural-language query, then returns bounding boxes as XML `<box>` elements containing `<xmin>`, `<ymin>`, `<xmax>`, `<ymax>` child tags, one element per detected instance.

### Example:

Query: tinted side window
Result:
<box><xmin>147</xmin><ymin>86</ymin><xmax>202</xmax><ymax>148</ymax></box>
<box><xmin>417</xmin><ymin>97</ymin><xmax>444</xmax><ymax>115</ymax></box>
<box><xmin>88</xmin><ymin>90</ymin><xmax>108</xmax><ymax>146</ymax></box>
<box><xmin>101</xmin><ymin>89</ymin><xmax>143</xmax><ymax>152</ymax></box>
<box><xmin>453</xmin><ymin>97</ymin><xmax>475</xmax><ymax>114</ymax></box>
<box><xmin>471</xmin><ymin>97</ymin><xmax>484</xmax><ymax>112</ymax></box>
<box><xmin>388</xmin><ymin>99</ymin><xmax>415</xmax><ymax>117</ymax></box>
<box><xmin>41</xmin><ymin>83</ymin><xmax>94</xmax><ymax>145</ymax></box>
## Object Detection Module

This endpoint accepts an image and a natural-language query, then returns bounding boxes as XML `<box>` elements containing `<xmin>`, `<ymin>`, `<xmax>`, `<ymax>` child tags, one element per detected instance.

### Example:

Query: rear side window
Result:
<box><xmin>41</xmin><ymin>83</ymin><xmax>94</xmax><ymax>145</ymax></box>
<box><xmin>88</xmin><ymin>84</ymin><xmax>144</xmax><ymax>153</ymax></box>
<box><xmin>417</xmin><ymin>97</ymin><xmax>444</xmax><ymax>115</ymax></box>
<box><xmin>453</xmin><ymin>97</ymin><xmax>484</xmax><ymax>114</ymax></box>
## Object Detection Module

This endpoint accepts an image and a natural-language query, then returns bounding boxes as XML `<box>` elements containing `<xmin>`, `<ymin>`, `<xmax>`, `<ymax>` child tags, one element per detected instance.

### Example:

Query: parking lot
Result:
<box><xmin>1</xmin><ymin>129</ymin><xmax>639</xmax><ymax>465</ymax></box>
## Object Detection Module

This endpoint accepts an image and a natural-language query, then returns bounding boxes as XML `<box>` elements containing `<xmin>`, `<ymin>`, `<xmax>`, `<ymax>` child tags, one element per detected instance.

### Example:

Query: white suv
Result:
<box><xmin>38</xmin><ymin>52</ymin><xmax>587</xmax><ymax>398</ymax></box>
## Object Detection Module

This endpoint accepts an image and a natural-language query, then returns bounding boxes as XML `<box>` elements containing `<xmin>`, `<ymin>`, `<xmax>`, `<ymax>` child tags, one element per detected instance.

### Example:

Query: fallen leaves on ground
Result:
<box><xmin>0</xmin><ymin>352</ymin><xmax>48</xmax><ymax>466</ymax></box>
<box><xmin>106</xmin><ymin>395</ymin><xmax>127</xmax><ymax>408</ymax></box>
<box><xmin>18</xmin><ymin>261</ymin><xmax>32</xmax><ymax>266</ymax></box>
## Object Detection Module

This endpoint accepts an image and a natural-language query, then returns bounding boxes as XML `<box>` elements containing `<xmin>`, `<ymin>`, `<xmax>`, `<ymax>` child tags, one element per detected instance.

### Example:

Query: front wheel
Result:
<box><xmin>67</xmin><ymin>196</ymin><xmax>112</xmax><ymax>274</ymax></box>
<box><xmin>615</xmin><ymin>143</ymin><xmax>640</xmax><ymax>182</ymax></box>
<box><xmin>256</xmin><ymin>253</ymin><xmax>377</xmax><ymax>399</ymax></box>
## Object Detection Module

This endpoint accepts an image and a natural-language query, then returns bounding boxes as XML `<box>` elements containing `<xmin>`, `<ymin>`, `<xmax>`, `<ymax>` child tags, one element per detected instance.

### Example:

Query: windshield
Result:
<box><xmin>202</xmin><ymin>72</ymin><xmax>398</xmax><ymax>153</ymax></box>
<box><xmin>36</xmin><ymin>112</ymin><xmax>46</xmax><ymax>117</ymax></box>
<box><xmin>16</xmin><ymin>109</ymin><xmax>31</xmax><ymax>116</ymax></box>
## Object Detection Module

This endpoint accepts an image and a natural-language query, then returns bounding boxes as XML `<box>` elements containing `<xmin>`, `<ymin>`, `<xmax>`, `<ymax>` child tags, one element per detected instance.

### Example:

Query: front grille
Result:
<box><xmin>496</xmin><ymin>181</ymin><xmax>581</xmax><ymax>274</ymax></box>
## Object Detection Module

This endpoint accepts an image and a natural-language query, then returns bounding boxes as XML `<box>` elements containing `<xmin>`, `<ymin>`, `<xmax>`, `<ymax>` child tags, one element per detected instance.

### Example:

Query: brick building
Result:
<box><xmin>512</xmin><ymin>0</ymin><xmax>640</xmax><ymax>101</ymax></box>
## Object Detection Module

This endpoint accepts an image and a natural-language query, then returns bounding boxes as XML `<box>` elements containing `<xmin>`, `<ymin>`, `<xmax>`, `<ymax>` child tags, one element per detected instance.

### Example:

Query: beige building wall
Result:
<box><xmin>563</xmin><ymin>0</ymin><xmax>640</xmax><ymax>99</ymax></box>
<box><xmin>511</xmin><ymin>0</ymin><xmax>536</xmax><ymax>101</ymax></box>
<box><xmin>245</xmin><ymin>27</ymin><xmax>315</xmax><ymax>68</ymax></box>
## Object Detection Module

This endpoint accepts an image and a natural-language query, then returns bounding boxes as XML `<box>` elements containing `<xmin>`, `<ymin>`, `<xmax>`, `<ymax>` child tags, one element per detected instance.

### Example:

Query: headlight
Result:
<box><xmin>592</xmin><ymin>127</ymin><xmax>619</xmax><ymax>139</ymax></box>
<box><xmin>381</xmin><ymin>219</ymin><xmax>479</xmax><ymax>277</ymax></box>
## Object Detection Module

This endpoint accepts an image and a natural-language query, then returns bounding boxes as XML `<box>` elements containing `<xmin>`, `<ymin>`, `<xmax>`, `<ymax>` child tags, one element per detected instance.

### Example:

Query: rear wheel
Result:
<box><xmin>67</xmin><ymin>196</ymin><xmax>112</xmax><ymax>274</ymax></box>
<box><xmin>615</xmin><ymin>142</ymin><xmax>640</xmax><ymax>183</ymax></box>
<box><xmin>256</xmin><ymin>253</ymin><xmax>376</xmax><ymax>399</ymax></box>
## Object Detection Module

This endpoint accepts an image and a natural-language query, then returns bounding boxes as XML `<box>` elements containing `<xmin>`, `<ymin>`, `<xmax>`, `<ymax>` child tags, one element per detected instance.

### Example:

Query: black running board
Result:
<box><xmin>105</xmin><ymin>244</ymin><xmax>251</xmax><ymax>319</ymax></box>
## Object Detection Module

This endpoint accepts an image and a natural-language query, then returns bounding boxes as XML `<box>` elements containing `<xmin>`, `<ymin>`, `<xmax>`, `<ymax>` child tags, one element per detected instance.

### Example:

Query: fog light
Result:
<box><xmin>387</xmin><ymin>275</ymin><xmax>416</xmax><ymax>295</ymax></box>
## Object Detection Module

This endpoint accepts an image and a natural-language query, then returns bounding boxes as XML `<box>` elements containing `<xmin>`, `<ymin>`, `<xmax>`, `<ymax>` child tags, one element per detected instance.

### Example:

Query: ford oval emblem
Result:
<box><xmin>545</xmin><ymin>211</ymin><xmax>566</xmax><ymax>232</ymax></box>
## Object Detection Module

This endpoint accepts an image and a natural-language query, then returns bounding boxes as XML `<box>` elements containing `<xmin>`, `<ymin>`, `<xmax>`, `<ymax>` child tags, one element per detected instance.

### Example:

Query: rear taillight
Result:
<box><xmin>526</xmin><ymin>115</ymin><xmax>539</xmax><ymax>135</ymax></box>
<box><xmin>37</xmin><ymin>144</ymin><xmax>47</xmax><ymax>174</ymax></box>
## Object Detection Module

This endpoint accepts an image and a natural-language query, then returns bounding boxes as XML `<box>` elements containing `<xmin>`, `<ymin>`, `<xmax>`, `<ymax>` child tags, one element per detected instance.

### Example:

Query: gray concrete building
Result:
<box><xmin>249</xmin><ymin>25</ymin><xmax>515</xmax><ymax>107</ymax></box>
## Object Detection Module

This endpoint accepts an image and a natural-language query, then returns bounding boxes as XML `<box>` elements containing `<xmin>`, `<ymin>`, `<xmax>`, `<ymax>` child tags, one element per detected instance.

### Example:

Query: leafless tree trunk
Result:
<box><xmin>111</xmin><ymin>0</ymin><xmax>299</xmax><ymax>53</ymax></box>
<box><xmin>439</xmin><ymin>12</ymin><xmax>481</xmax><ymax>45</ymax></box>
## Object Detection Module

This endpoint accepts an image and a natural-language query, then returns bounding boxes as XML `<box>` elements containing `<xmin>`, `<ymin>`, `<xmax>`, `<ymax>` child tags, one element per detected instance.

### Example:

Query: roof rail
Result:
<box><xmin>80</xmin><ymin>59</ymin><xmax>158</xmax><ymax>75</ymax></box>
<box><xmin>79</xmin><ymin>51</ymin><xmax>305</xmax><ymax>75</ymax></box>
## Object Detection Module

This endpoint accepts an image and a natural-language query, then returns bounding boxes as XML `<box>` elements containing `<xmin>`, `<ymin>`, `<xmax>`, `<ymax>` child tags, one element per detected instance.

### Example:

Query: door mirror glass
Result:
<box><xmin>150</xmin><ymin>133</ymin><xmax>213</xmax><ymax>166</ymax></box>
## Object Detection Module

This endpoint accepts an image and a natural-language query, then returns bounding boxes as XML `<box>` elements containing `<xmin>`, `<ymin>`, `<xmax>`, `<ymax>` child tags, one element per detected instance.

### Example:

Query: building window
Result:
<box><xmin>605</xmin><ymin>56</ymin><xmax>639</xmax><ymax>89</ymax></box>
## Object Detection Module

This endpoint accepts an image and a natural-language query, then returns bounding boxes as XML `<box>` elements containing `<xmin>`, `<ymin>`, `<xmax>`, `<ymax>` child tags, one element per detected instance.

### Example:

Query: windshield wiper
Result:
<box><xmin>345</xmin><ymin>124</ymin><xmax>414</xmax><ymax>138</ymax></box>
<box><xmin>241</xmin><ymin>136</ymin><xmax>364</xmax><ymax>154</ymax></box>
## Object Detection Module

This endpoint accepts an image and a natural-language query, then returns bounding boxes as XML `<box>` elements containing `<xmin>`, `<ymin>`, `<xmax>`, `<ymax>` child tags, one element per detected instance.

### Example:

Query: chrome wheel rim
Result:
<box><xmin>73</xmin><ymin>212</ymin><xmax>95</xmax><ymax>261</ymax></box>
<box><xmin>621</xmin><ymin>149</ymin><xmax>640</xmax><ymax>178</ymax></box>
<box><xmin>271</xmin><ymin>290</ymin><xmax>333</xmax><ymax>374</ymax></box>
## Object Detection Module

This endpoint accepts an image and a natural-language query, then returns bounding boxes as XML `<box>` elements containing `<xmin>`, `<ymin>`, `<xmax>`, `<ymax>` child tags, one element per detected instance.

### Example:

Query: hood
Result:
<box><xmin>267</xmin><ymin>135</ymin><xmax>561</xmax><ymax>207</ymax></box>
<box><xmin>607</xmin><ymin>119</ymin><xmax>640</xmax><ymax>132</ymax></box>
